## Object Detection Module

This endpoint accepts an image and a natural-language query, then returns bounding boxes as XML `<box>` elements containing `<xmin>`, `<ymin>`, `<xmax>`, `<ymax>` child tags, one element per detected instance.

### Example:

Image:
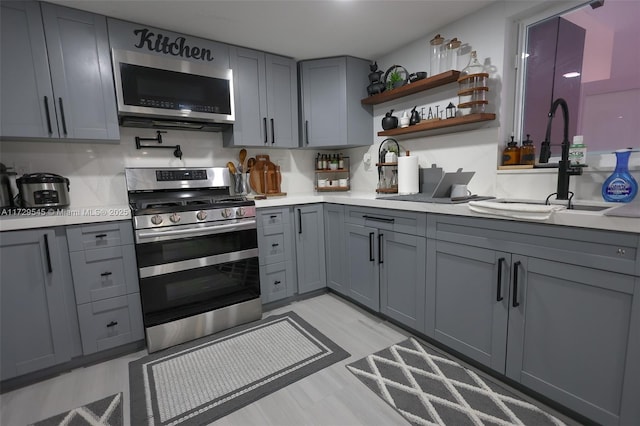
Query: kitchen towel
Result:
<box><xmin>398</xmin><ymin>153</ymin><xmax>419</xmax><ymax>194</ymax></box>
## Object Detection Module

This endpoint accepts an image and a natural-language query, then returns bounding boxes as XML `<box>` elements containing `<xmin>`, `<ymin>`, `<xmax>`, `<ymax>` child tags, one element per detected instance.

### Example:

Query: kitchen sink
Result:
<box><xmin>492</xmin><ymin>199</ymin><xmax>613</xmax><ymax>212</ymax></box>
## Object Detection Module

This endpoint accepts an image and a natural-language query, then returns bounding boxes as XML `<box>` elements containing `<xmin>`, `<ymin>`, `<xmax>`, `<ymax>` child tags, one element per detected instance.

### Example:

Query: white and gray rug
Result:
<box><xmin>129</xmin><ymin>312</ymin><xmax>349</xmax><ymax>426</ymax></box>
<box><xmin>347</xmin><ymin>338</ymin><xmax>567</xmax><ymax>426</ymax></box>
<box><xmin>31</xmin><ymin>393</ymin><xmax>122</xmax><ymax>426</ymax></box>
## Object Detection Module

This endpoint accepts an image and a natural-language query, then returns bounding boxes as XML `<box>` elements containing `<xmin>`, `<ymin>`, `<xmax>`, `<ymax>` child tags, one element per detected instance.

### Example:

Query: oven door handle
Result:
<box><xmin>136</xmin><ymin>219</ymin><xmax>256</xmax><ymax>242</ymax></box>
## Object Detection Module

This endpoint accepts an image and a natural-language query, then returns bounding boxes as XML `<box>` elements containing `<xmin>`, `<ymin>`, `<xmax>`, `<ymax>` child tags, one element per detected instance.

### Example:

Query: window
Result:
<box><xmin>514</xmin><ymin>0</ymin><xmax>639</xmax><ymax>158</ymax></box>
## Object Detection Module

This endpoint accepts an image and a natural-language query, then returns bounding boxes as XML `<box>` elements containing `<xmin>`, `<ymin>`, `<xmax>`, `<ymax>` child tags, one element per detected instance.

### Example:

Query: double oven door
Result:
<box><xmin>134</xmin><ymin>218</ymin><xmax>260</xmax><ymax>328</ymax></box>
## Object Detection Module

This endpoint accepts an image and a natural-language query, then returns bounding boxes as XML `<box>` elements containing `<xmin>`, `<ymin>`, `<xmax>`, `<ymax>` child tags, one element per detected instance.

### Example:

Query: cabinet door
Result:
<box><xmin>427</xmin><ymin>240</ymin><xmax>510</xmax><ymax>372</ymax></box>
<box><xmin>379</xmin><ymin>232</ymin><xmax>426</xmax><ymax>333</ymax></box>
<box><xmin>265</xmin><ymin>54</ymin><xmax>298</xmax><ymax>147</ymax></box>
<box><xmin>0</xmin><ymin>1</ymin><xmax>56</xmax><ymax>139</ymax></box>
<box><xmin>41</xmin><ymin>3</ymin><xmax>119</xmax><ymax>141</ymax></box>
<box><xmin>324</xmin><ymin>204</ymin><xmax>347</xmax><ymax>295</ymax></box>
<box><xmin>345</xmin><ymin>223</ymin><xmax>379</xmax><ymax>311</ymax></box>
<box><xmin>0</xmin><ymin>229</ymin><xmax>72</xmax><ymax>380</ymax></box>
<box><xmin>294</xmin><ymin>204</ymin><xmax>326</xmax><ymax>294</ymax></box>
<box><xmin>300</xmin><ymin>57</ymin><xmax>346</xmax><ymax>147</ymax></box>
<box><xmin>506</xmin><ymin>257</ymin><xmax>637</xmax><ymax>426</ymax></box>
<box><xmin>226</xmin><ymin>47</ymin><xmax>268</xmax><ymax>147</ymax></box>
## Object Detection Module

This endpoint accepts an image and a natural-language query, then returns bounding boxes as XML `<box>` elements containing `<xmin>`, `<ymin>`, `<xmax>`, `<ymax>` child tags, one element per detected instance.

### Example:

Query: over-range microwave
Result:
<box><xmin>112</xmin><ymin>49</ymin><xmax>234</xmax><ymax>131</ymax></box>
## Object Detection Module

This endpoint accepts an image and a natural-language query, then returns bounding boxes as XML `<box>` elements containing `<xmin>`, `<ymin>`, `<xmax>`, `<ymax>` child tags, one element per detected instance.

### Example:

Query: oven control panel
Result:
<box><xmin>156</xmin><ymin>170</ymin><xmax>208</xmax><ymax>181</ymax></box>
<box><xmin>134</xmin><ymin>205</ymin><xmax>256</xmax><ymax>229</ymax></box>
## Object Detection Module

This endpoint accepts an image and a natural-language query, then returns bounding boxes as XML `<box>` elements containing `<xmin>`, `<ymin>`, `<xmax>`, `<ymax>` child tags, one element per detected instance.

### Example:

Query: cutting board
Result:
<box><xmin>249</xmin><ymin>156</ymin><xmax>286</xmax><ymax>196</ymax></box>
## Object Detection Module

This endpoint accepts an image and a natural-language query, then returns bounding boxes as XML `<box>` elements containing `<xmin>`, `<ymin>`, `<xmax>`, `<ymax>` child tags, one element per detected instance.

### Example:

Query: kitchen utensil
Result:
<box><xmin>227</xmin><ymin>161</ymin><xmax>237</xmax><ymax>175</ymax></box>
<box><xmin>17</xmin><ymin>172</ymin><xmax>70</xmax><ymax>208</ymax></box>
<box><xmin>239</xmin><ymin>148</ymin><xmax>247</xmax><ymax>165</ymax></box>
<box><xmin>247</xmin><ymin>157</ymin><xmax>256</xmax><ymax>171</ymax></box>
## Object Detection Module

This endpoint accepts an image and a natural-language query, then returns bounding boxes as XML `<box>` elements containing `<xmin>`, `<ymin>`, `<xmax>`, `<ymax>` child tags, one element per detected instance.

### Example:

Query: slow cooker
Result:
<box><xmin>17</xmin><ymin>173</ymin><xmax>70</xmax><ymax>208</ymax></box>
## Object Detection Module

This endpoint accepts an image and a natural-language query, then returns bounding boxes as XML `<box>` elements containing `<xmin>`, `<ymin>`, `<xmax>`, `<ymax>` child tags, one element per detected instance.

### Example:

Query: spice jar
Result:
<box><xmin>519</xmin><ymin>134</ymin><xmax>536</xmax><ymax>165</ymax></box>
<box><xmin>502</xmin><ymin>136</ymin><xmax>520</xmax><ymax>166</ymax></box>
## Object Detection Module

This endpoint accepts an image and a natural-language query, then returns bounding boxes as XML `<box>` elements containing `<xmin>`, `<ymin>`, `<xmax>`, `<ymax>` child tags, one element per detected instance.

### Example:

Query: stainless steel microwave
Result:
<box><xmin>112</xmin><ymin>49</ymin><xmax>234</xmax><ymax>130</ymax></box>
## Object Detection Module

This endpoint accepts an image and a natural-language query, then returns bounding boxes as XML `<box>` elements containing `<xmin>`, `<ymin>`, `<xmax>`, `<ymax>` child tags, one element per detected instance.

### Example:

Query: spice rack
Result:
<box><xmin>314</xmin><ymin>155</ymin><xmax>350</xmax><ymax>192</ymax></box>
<box><xmin>376</xmin><ymin>138</ymin><xmax>400</xmax><ymax>194</ymax></box>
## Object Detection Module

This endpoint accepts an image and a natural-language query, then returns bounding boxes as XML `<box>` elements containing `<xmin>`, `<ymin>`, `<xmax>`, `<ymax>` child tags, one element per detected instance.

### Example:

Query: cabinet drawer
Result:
<box><xmin>259</xmin><ymin>232</ymin><xmax>289</xmax><ymax>265</ymax></box>
<box><xmin>76</xmin><ymin>293</ymin><xmax>143</xmax><ymax>355</ymax></box>
<box><xmin>66</xmin><ymin>221</ymin><xmax>134</xmax><ymax>251</ymax></box>
<box><xmin>260</xmin><ymin>260</ymin><xmax>295</xmax><ymax>303</ymax></box>
<box><xmin>70</xmin><ymin>245</ymin><xmax>139</xmax><ymax>304</ymax></box>
<box><xmin>345</xmin><ymin>206</ymin><xmax>426</xmax><ymax>236</ymax></box>
<box><xmin>257</xmin><ymin>208</ymin><xmax>290</xmax><ymax>230</ymax></box>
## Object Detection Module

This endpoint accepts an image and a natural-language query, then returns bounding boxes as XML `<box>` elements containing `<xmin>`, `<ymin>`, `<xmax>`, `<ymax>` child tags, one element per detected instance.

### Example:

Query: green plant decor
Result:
<box><xmin>387</xmin><ymin>71</ymin><xmax>403</xmax><ymax>90</ymax></box>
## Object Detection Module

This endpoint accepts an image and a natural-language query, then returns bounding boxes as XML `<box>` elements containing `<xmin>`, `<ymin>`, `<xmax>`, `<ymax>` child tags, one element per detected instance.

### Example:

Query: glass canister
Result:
<box><xmin>444</xmin><ymin>38</ymin><xmax>462</xmax><ymax>71</ymax></box>
<box><xmin>429</xmin><ymin>34</ymin><xmax>445</xmax><ymax>77</ymax></box>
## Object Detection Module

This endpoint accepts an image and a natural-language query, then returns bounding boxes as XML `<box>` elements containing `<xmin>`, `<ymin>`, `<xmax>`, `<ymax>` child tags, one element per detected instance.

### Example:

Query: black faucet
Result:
<box><xmin>542</xmin><ymin>98</ymin><xmax>584</xmax><ymax>201</ymax></box>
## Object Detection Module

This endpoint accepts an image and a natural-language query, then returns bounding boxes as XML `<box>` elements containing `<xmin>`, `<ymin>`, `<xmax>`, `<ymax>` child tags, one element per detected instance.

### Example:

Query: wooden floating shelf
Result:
<box><xmin>375</xmin><ymin>188</ymin><xmax>399</xmax><ymax>194</ymax></box>
<box><xmin>362</xmin><ymin>70</ymin><xmax>461</xmax><ymax>105</ymax></box>
<box><xmin>377</xmin><ymin>113</ymin><xmax>496</xmax><ymax>137</ymax></box>
<box><xmin>314</xmin><ymin>169</ymin><xmax>349</xmax><ymax>173</ymax></box>
<box><xmin>316</xmin><ymin>187</ymin><xmax>350</xmax><ymax>192</ymax></box>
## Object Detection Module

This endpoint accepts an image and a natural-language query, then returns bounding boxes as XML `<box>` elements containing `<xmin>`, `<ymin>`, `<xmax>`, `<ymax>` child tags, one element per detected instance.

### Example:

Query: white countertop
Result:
<box><xmin>1</xmin><ymin>194</ymin><xmax>637</xmax><ymax>234</ymax></box>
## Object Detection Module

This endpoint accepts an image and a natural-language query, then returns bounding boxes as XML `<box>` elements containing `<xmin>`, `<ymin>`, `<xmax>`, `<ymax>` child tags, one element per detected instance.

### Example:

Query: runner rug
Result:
<box><xmin>347</xmin><ymin>338</ymin><xmax>567</xmax><ymax>425</ymax></box>
<box><xmin>129</xmin><ymin>312</ymin><xmax>349</xmax><ymax>425</ymax></box>
<box><xmin>31</xmin><ymin>393</ymin><xmax>122</xmax><ymax>426</ymax></box>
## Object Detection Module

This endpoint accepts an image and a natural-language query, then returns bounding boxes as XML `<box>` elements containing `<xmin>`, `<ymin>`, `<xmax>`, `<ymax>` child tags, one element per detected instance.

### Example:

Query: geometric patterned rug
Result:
<box><xmin>30</xmin><ymin>393</ymin><xmax>122</xmax><ymax>426</ymax></box>
<box><xmin>347</xmin><ymin>338</ymin><xmax>567</xmax><ymax>426</ymax></box>
<box><xmin>129</xmin><ymin>312</ymin><xmax>349</xmax><ymax>425</ymax></box>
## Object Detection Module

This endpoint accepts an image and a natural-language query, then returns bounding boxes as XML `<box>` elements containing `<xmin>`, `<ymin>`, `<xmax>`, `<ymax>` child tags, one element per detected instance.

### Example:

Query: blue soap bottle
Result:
<box><xmin>602</xmin><ymin>149</ymin><xmax>638</xmax><ymax>202</ymax></box>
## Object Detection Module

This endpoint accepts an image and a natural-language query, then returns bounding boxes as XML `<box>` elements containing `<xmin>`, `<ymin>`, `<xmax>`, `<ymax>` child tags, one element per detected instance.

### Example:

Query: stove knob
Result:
<box><xmin>150</xmin><ymin>215</ymin><xmax>163</xmax><ymax>225</ymax></box>
<box><xmin>196</xmin><ymin>210</ymin><xmax>208</xmax><ymax>221</ymax></box>
<box><xmin>169</xmin><ymin>213</ymin><xmax>181</xmax><ymax>223</ymax></box>
<box><xmin>236</xmin><ymin>207</ymin><xmax>246</xmax><ymax>217</ymax></box>
<box><xmin>221</xmin><ymin>208</ymin><xmax>232</xmax><ymax>218</ymax></box>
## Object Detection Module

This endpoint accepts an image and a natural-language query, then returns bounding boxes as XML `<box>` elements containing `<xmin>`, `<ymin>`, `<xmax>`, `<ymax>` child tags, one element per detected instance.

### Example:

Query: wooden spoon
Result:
<box><xmin>227</xmin><ymin>161</ymin><xmax>236</xmax><ymax>175</ymax></box>
<box><xmin>239</xmin><ymin>148</ymin><xmax>247</xmax><ymax>165</ymax></box>
<box><xmin>247</xmin><ymin>157</ymin><xmax>256</xmax><ymax>171</ymax></box>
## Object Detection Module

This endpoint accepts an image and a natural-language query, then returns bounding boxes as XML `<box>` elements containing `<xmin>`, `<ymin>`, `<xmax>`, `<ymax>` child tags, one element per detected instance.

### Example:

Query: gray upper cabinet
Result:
<box><xmin>298</xmin><ymin>56</ymin><xmax>372</xmax><ymax>148</ymax></box>
<box><xmin>294</xmin><ymin>204</ymin><xmax>327</xmax><ymax>294</ymax></box>
<box><xmin>0</xmin><ymin>1</ymin><xmax>119</xmax><ymax>142</ymax></box>
<box><xmin>0</xmin><ymin>228</ymin><xmax>74</xmax><ymax>381</ymax></box>
<box><xmin>427</xmin><ymin>214</ymin><xmax>640</xmax><ymax>426</ymax></box>
<box><xmin>225</xmin><ymin>47</ymin><xmax>298</xmax><ymax>148</ymax></box>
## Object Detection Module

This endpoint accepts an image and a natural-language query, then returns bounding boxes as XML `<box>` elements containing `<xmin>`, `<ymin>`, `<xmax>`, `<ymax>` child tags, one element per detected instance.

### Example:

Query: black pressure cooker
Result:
<box><xmin>16</xmin><ymin>172</ymin><xmax>70</xmax><ymax>208</ymax></box>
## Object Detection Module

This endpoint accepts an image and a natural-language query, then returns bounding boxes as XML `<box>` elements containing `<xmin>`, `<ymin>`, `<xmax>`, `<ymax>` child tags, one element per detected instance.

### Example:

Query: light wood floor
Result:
<box><xmin>0</xmin><ymin>293</ymin><xmax>577</xmax><ymax>426</ymax></box>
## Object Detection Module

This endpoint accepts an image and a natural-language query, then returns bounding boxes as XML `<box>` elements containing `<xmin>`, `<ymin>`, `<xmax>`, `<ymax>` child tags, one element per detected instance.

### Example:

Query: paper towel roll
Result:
<box><xmin>398</xmin><ymin>154</ymin><xmax>419</xmax><ymax>194</ymax></box>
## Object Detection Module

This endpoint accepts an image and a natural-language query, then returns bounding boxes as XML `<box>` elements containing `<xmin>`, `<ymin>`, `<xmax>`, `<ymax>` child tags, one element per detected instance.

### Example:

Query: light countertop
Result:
<box><xmin>1</xmin><ymin>194</ymin><xmax>637</xmax><ymax>234</ymax></box>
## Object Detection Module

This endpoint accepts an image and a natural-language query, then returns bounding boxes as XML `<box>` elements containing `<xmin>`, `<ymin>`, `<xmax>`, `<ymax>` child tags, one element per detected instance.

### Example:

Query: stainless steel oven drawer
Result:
<box><xmin>76</xmin><ymin>293</ymin><xmax>144</xmax><ymax>355</ymax></box>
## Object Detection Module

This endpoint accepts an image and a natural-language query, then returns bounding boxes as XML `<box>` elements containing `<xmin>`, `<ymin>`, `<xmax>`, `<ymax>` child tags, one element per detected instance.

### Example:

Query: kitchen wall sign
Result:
<box><xmin>107</xmin><ymin>18</ymin><xmax>230</xmax><ymax>68</ymax></box>
<box><xmin>132</xmin><ymin>28</ymin><xmax>214</xmax><ymax>61</ymax></box>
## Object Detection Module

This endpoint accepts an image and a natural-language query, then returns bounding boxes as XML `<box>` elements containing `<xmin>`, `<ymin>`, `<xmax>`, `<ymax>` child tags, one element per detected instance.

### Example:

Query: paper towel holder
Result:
<box><xmin>377</xmin><ymin>138</ymin><xmax>400</xmax><ymax>194</ymax></box>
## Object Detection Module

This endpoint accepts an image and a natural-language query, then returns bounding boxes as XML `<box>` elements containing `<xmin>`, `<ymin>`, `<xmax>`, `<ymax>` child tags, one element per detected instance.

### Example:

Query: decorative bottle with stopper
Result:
<box><xmin>502</xmin><ymin>135</ymin><xmax>520</xmax><ymax>166</ymax></box>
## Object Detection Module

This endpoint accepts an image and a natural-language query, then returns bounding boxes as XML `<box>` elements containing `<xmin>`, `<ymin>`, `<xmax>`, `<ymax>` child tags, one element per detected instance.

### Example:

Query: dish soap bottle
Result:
<box><xmin>519</xmin><ymin>134</ymin><xmax>535</xmax><ymax>165</ymax></box>
<box><xmin>502</xmin><ymin>135</ymin><xmax>520</xmax><ymax>166</ymax></box>
<box><xmin>602</xmin><ymin>149</ymin><xmax>638</xmax><ymax>202</ymax></box>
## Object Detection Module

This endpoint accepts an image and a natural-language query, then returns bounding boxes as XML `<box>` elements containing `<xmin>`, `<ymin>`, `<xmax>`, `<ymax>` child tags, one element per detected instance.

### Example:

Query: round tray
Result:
<box><xmin>457</xmin><ymin>86</ymin><xmax>489</xmax><ymax>96</ymax></box>
<box><xmin>457</xmin><ymin>72</ymin><xmax>489</xmax><ymax>83</ymax></box>
<box><xmin>457</xmin><ymin>100</ymin><xmax>489</xmax><ymax>109</ymax></box>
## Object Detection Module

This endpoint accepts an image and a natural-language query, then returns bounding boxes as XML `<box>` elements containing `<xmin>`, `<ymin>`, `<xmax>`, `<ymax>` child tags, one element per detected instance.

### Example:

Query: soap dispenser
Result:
<box><xmin>602</xmin><ymin>149</ymin><xmax>638</xmax><ymax>202</ymax></box>
<box><xmin>502</xmin><ymin>135</ymin><xmax>520</xmax><ymax>166</ymax></box>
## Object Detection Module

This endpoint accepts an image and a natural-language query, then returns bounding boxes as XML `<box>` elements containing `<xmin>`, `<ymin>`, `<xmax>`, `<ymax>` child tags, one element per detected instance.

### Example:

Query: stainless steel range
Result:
<box><xmin>125</xmin><ymin>167</ymin><xmax>261</xmax><ymax>353</ymax></box>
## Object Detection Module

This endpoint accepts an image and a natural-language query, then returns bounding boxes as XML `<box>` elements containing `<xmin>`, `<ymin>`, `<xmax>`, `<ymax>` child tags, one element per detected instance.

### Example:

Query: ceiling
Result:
<box><xmin>46</xmin><ymin>0</ymin><xmax>496</xmax><ymax>61</ymax></box>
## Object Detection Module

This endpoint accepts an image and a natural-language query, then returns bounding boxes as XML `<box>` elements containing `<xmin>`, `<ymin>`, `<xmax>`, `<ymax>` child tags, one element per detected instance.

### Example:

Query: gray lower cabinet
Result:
<box><xmin>294</xmin><ymin>204</ymin><xmax>326</xmax><ymax>294</ymax></box>
<box><xmin>257</xmin><ymin>207</ymin><xmax>297</xmax><ymax>303</ymax></box>
<box><xmin>0</xmin><ymin>1</ymin><xmax>119</xmax><ymax>141</ymax></box>
<box><xmin>324</xmin><ymin>204</ymin><xmax>347</xmax><ymax>294</ymax></box>
<box><xmin>427</xmin><ymin>214</ymin><xmax>640</xmax><ymax>425</ymax></box>
<box><xmin>298</xmin><ymin>56</ymin><xmax>372</xmax><ymax>148</ymax></box>
<box><xmin>66</xmin><ymin>222</ymin><xmax>143</xmax><ymax>355</ymax></box>
<box><xmin>224</xmin><ymin>47</ymin><xmax>298</xmax><ymax>147</ymax></box>
<box><xmin>344</xmin><ymin>207</ymin><xmax>427</xmax><ymax>332</ymax></box>
<box><xmin>0</xmin><ymin>228</ymin><xmax>75</xmax><ymax>380</ymax></box>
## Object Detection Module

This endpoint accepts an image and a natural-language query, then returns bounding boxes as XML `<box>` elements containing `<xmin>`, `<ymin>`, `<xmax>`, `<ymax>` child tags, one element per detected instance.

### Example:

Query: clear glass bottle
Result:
<box><xmin>602</xmin><ymin>149</ymin><xmax>638</xmax><ymax>202</ymax></box>
<box><xmin>429</xmin><ymin>34</ymin><xmax>445</xmax><ymax>77</ymax></box>
<box><xmin>460</xmin><ymin>50</ymin><xmax>485</xmax><ymax>89</ymax></box>
<box><xmin>444</xmin><ymin>38</ymin><xmax>462</xmax><ymax>71</ymax></box>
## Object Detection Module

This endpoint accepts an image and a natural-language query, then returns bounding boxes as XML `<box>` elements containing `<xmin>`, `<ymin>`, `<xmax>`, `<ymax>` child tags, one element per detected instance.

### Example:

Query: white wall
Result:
<box><xmin>0</xmin><ymin>128</ymin><xmax>318</xmax><ymax>208</ymax></box>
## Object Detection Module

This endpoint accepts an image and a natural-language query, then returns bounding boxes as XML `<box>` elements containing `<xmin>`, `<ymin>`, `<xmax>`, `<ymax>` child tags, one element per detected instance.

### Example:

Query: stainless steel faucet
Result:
<box><xmin>541</xmin><ymin>98</ymin><xmax>584</xmax><ymax>201</ymax></box>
